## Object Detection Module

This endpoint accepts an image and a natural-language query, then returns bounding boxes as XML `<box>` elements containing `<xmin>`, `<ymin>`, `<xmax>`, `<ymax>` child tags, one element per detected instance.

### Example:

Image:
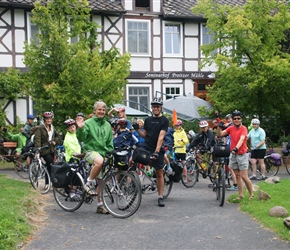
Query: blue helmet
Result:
<box><xmin>27</xmin><ymin>114</ymin><xmax>35</xmax><ymax>119</ymax></box>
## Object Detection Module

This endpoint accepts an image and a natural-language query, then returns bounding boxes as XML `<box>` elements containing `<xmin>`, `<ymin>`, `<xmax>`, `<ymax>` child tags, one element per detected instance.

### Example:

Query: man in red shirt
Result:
<box><xmin>217</xmin><ymin>110</ymin><xmax>254</xmax><ymax>200</ymax></box>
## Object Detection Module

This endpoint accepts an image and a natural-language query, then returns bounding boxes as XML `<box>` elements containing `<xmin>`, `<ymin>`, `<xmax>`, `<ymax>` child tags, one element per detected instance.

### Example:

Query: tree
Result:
<box><xmin>191</xmin><ymin>0</ymin><xmax>290</xmax><ymax>139</ymax></box>
<box><xmin>24</xmin><ymin>0</ymin><xmax>131</xmax><ymax>128</ymax></box>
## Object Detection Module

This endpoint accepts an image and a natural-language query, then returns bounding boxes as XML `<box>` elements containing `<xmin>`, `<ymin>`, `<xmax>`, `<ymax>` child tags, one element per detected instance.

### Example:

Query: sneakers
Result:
<box><xmin>182</xmin><ymin>175</ymin><xmax>187</xmax><ymax>183</ymax></box>
<box><xmin>249</xmin><ymin>175</ymin><xmax>257</xmax><ymax>180</ymax></box>
<box><xmin>96</xmin><ymin>205</ymin><xmax>109</xmax><ymax>214</ymax></box>
<box><xmin>227</xmin><ymin>185</ymin><xmax>238</xmax><ymax>191</ymax></box>
<box><xmin>259</xmin><ymin>176</ymin><xmax>268</xmax><ymax>180</ymax></box>
<box><xmin>84</xmin><ymin>180</ymin><xmax>97</xmax><ymax>196</ymax></box>
<box><xmin>158</xmin><ymin>197</ymin><xmax>165</xmax><ymax>207</ymax></box>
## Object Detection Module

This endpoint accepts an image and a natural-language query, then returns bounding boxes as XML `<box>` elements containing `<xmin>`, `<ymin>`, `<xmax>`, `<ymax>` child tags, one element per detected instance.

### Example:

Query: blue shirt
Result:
<box><xmin>248</xmin><ymin>127</ymin><xmax>266</xmax><ymax>149</ymax></box>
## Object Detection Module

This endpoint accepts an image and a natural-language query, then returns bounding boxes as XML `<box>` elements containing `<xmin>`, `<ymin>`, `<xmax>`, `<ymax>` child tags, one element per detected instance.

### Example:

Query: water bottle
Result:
<box><xmin>147</xmin><ymin>170</ymin><xmax>153</xmax><ymax>177</ymax></box>
<box><xmin>200</xmin><ymin>161</ymin><xmax>207</xmax><ymax>171</ymax></box>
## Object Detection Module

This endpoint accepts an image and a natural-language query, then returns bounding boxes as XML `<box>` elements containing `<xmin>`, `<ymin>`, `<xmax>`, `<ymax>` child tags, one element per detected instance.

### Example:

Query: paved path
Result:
<box><xmin>1</xmin><ymin>168</ymin><xmax>290</xmax><ymax>250</ymax></box>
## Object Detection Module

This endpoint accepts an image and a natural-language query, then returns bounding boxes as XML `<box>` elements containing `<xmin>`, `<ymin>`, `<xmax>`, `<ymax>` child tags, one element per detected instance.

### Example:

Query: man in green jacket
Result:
<box><xmin>76</xmin><ymin>100</ymin><xmax>114</xmax><ymax>214</ymax></box>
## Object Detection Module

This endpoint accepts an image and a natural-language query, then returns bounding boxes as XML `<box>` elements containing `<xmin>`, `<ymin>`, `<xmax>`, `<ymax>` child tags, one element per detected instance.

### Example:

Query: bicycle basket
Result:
<box><xmin>51</xmin><ymin>162</ymin><xmax>72</xmax><ymax>188</ymax></box>
<box><xmin>270</xmin><ymin>153</ymin><xmax>282</xmax><ymax>166</ymax></box>
<box><xmin>213</xmin><ymin>143</ymin><xmax>230</xmax><ymax>158</ymax></box>
<box><xmin>114</xmin><ymin>150</ymin><xmax>129</xmax><ymax>170</ymax></box>
<box><xmin>132</xmin><ymin>148</ymin><xmax>151</xmax><ymax>165</ymax></box>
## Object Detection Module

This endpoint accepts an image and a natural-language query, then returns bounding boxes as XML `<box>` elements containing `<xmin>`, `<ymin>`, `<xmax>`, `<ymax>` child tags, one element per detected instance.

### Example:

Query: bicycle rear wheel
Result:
<box><xmin>264</xmin><ymin>157</ymin><xmax>279</xmax><ymax>176</ymax></box>
<box><xmin>14</xmin><ymin>156</ymin><xmax>30</xmax><ymax>179</ymax></box>
<box><xmin>181</xmin><ymin>160</ymin><xmax>198</xmax><ymax>188</ymax></box>
<box><xmin>101</xmin><ymin>171</ymin><xmax>142</xmax><ymax>219</ymax></box>
<box><xmin>216</xmin><ymin>167</ymin><xmax>225</xmax><ymax>207</ymax></box>
<box><xmin>163</xmin><ymin>172</ymin><xmax>173</xmax><ymax>199</ymax></box>
<box><xmin>53</xmin><ymin>172</ymin><xmax>85</xmax><ymax>212</ymax></box>
<box><xmin>29</xmin><ymin>162</ymin><xmax>51</xmax><ymax>194</ymax></box>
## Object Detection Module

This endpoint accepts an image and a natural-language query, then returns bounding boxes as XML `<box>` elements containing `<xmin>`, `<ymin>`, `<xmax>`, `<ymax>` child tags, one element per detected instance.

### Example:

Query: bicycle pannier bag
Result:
<box><xmin>132</xmin><ymin>148</ymin><xmax>151</xmax><ymax>165</ymax></box>
<box><xmin>270</xmin><ymin>153</ymin><xmax>282</xmax><ymax>166</ymax></box>
<box><xmin>213</xmin><ymin>143</ymin><xmax>230</xmax><ymax>158</ymax></box>
<box><xmin>51</xmin><ymin>163</ymin><xmax>72</xmax><ymax>188</ymax></box>
<box><xmin>169</xmin><ymin>159</ymin><xmax>183</xmax><ymax>182</ymax></box>
<box><xmin>114</xmin><ymin>150</ymin><xmax>129</xmax><ymax>170</ymax></box>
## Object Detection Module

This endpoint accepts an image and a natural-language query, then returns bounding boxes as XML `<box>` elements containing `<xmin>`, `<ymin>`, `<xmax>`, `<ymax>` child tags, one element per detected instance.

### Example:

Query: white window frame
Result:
<box><xmin>126</xmin><ymin>19</ymin><xmax>151</xmax><ymax>56</ymax></box>
<box><xmin>201</xmin><ymin>23</ymin><xmax>217</xmax><ymax>57</ymax></box>
<box><xmin>163</xmin><ymin>22</ymin><xmax>183</xmax><ymax>57</ymax></box>
<box><xmin>163</xmin><ymin>84</ymin><xmax>182</xmax><ymax>99</ymax></box>
<box><xmin>127</xmin><ymin>84</ymin><xmax>152</xmax><ymax>111</ymax></box>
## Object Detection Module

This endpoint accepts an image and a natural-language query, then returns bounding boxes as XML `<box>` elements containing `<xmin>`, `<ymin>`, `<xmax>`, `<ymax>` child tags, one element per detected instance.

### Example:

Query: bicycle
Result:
<box><xmin>28</xmin><ymin>145</ymin><xmax>51</xmax><ymax>194</ymax></box>
<box><xmin>248</xmin><ymin>150</ymin><xmax>280</xmax><ymax>178</ymax></box>
<box><xmin>52</xmin><ymin>149</ymin><xmax>142</xmax><ymax>219</ymax></box>
<box><xmin>212</xmin><ymin>156</ymin><xmax>226</xmax><ymax>207</ymax></box>
<box><xmin>0</xmin><ymin>141</ymin><xmax>30</xmax><ymax>179</ymax></box>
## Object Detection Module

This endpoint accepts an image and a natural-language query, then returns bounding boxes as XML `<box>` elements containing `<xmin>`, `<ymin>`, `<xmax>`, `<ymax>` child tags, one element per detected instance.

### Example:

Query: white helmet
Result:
<box><xmin>188</xmin><ymin>130</ymin><xmax>196</xmax><ymax>138</ymax></box>
<box><xmin>199</xmin><ymin>120</ymin><xmax>209</xmax><ymax>128</ymax></box>
<box><xmin>251</xmin><ymin>118</ymin><xmax>260</xmax><ymax>125</ymax></box>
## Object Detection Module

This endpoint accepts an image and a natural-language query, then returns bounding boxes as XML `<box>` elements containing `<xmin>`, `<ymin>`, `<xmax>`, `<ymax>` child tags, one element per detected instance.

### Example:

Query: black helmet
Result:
<box><xmin>109</xmin><ymin>118</ymin><xmax>118</xmax><ymax>127</ymax></box>
<box><xmin>232</xmin><ymin>110</ymin><xmax>242</xmax><ymax>118</ymax></box>
<box><xmin>64</xmin><ymin>118</ymin><xmax>76</xmax><ymax>127</ymax></box>
<box><xmin>76</xmin><ymin>112</ymin><xmax>85</xmax><ymax>118</ymax></box>
<box><xmin>151</xmin><ymin>97</ymin><xmax>163</xmax><ymax>106</ymax></box>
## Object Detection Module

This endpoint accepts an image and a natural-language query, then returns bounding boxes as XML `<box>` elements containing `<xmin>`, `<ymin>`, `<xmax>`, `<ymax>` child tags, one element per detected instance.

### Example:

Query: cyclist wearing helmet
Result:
<box><xmin>113</xmin><ymin>118</ymin><xmax>135</xmax><ymax>150</ymax></box>
<box><xmin>34</xmin><ymin>111</ymin><xmax>60</xmax><ymax>187</ymax></box>
<box><xmin>217</xmin><ymin>110</ymin><xmax>254</xmax><ymax>200</ymax></box>
<box><xmin>23</xmin><ymin>114</ymin><xmax>35</xmax><ymax>145</ymax></box>
<box><xmin>188</xmin><ymin>120</ymin><xmax>215</xmax><ymax>152</ymax></box>
<box><xmin>133</xmin><ymin>97</ymin><xmax>169</xmax><ymax>207</ymax></box>
<box><xmin>76</xmin><ymin>100</ymin><xmax>114</xmax><ymax>214</ymax></box>
<box><xmin>63</xmin><ymin>119</ymin><xmax>81</xmax><ymax>162</ymax></box>
<box><xmin>108</xmin><ymin>106</ymin><xmax>133</xmax><ymax>130</ymax></box>
<box><xmin>248</xmin><ymin>118</ymin><xmax>267</xmax><ymax>180</ymax></box>
<box><xmin>174</xmin><ymin>120</ymin><xmax>189</xmax><ymax>182</ymax></box>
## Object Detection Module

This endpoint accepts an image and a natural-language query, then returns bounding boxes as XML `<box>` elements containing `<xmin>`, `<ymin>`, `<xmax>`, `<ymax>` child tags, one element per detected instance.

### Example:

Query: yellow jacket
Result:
<box><xmin>173</xmin><ymin>128</ymin><xmax>189</xmax><ymax>153</ymax></box>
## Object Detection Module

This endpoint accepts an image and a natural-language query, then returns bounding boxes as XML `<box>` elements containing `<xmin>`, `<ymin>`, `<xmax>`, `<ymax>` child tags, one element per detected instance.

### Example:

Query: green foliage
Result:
<box><xmin>24</xmin><ymin>0</ymin><xmax>131</xmax><ymax>128</ymax></box>
<box><xmin>0</xmin><ymin>175</ymin><xmax>39</xmax><ymax>249</ymax></box>
<box><xmin>228</xmin><ymin>179</ymin><xmax>290</xmax><ymax>241</ymax></box>
<box><xmin>191</xmin><ymin>0</ymin><xmax>290</xmax><ymax>140</ymax></box>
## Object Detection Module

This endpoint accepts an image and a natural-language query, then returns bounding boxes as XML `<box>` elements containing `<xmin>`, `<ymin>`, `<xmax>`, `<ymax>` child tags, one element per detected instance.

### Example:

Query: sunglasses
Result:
<box><xmin>233</xmin><ymin>117</ymin><xmax>242</xmax><ymax>120</ymax></box>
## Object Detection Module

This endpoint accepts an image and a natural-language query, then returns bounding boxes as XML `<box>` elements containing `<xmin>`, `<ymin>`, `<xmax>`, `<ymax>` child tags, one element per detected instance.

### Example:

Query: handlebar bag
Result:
<box><xmin>132</xmin><ymin>148</ymin><xmax>151</xmax><ymax>165</ymax></box>
<box><xmin>213</xmin><ymin>143</ymin><xmax>230</xmax><ymax>158</ymax></box>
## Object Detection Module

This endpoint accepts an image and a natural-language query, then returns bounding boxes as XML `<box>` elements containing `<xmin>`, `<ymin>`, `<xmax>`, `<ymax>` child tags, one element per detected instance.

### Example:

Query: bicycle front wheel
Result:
<box><xmin>29</xmin><ymin>162</ymin><xmax>51</xmax><ymax>194</ymax></box>
<box><xmin>14</xmin><ymin>156</ymin><xmax>30</xmax><ymax>179</ymax></box>
<box><xmin>285</xmin><ymin>156</ymin><xmax>290</xmax><ymax>175</ymax></box>
<box><xmin>53</xmin><ymin>172</ymin><xmax>85</xmax><ymax>212</ymax></box>
<box><xmin>181</xmin><ymin>160</ymin><xmax>198</xmax><ymax>188</ymax></box>
<box><xmin>101</xmin><ymin>171</ymin><xmax>142</xmax><ymax>219</ymax></box>
<box><xmin>216</xmin><ymin>167</ymin><xmax>225</xmax><ymax>207</ymax></box>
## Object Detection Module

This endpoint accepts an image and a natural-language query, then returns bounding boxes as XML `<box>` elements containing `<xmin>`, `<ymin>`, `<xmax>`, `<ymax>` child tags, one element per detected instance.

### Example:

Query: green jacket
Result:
<box><xmin>7</xmin><ymin>132</ymin><xmax>26</xmax><ymax>153</ymax></box>
<box><xmin>76</xmin><ymin>117</ymin><xmax>114</xmax><ymax>157</ymax></box>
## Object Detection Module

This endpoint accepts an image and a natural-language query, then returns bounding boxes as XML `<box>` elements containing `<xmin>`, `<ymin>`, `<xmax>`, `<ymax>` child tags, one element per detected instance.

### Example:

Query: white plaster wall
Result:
<box><xmin>153</xmin><ymin>79</ymin><xmax>161</xmax><ymax>97</ymax></box>
<box><xmin>130</xmin><ymin>57</ymin><xmax>150</xmax><ymax>71</ymax></box>
<box><xmin>152</xmin><ymin>0</ymin><xmax>161</xmax><ymax>12</ymax></box>
<box><xmin>200</xmin><ymin>63</ymin><xmax>218</xmax><ymax>72</ymax></box>
<box><xmin>124</xmin><ymin>0</ymin><xmax>133</xmax><ymax>10</ymax></box>
<box><xmin>5</xmin><ymin>99</ymin><xmax>27</xmax><ymax>124</ymax></box>
<box><xmin>163</xmin><ymin>58</ymin><xmax>182</xmax><ymax>71</ymax></box>
<box><xmin>153</xmin><ymin>19</ymin><xmax>160</xmax><ymax>36</ymax></box>
<box><xmin>184</xmin><ymin>23</ymin><xmax>198</xmax><ymax>36</ymax></box>
<box><xmin>16</xmin><ymin>55</ymin><xmax>25</xmax><ymax>68</ymax></box>
<box><xmin>153</xmin><ymin>59</ymin><xmax>161</xmax><ymax>71</ymax></box>
<box><xmin>14</xmin><ymin>9</ymin><xmax>24</xmax><ymax>27</ymax></box>
<box><xmin>0</xmin><ymin>55</ymin><xmax>12</xmax><ymax>67</ymax></box>
<box><xmin>184</xmin><ymin>60</ymin><xmax>199</xmax><ymax>71</ymax></box>
<box><xmin>184</xmin><ymin>37</ymin><xmax>198</xmax><ymax>58</ymax></box>
<box><xmin>184</xmin><ymin>79</ymin><xmax>195</xmax><ymax>95</ymax></box>
<box><xmin>153</xmin><ymin>37</ymin><xmax>160</xmax><ymax>58</ymax></box>
<box><xmin>15</xmin><ymin>30</ymin><xmax>25</xmax><ymax>53</ymax></box>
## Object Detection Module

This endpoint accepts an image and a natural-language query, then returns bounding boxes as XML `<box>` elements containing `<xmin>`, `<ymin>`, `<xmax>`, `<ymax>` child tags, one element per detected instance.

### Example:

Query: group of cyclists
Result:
<box><xmin>1</xmin><ymin>97</ymin><xmax>268</xmax><ymax>210</ymax></box>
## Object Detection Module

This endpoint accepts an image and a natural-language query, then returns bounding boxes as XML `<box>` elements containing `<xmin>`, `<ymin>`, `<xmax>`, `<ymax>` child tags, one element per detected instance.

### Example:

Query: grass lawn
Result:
<box><xmin>228</xmin><ymin>178</ymin><xmax>290</xmax><ymax>241</ymax></box>
<box><xmin>0</xmin><ymin>174</ymin><xmax>43</xmax><ymax>249</ymax></box>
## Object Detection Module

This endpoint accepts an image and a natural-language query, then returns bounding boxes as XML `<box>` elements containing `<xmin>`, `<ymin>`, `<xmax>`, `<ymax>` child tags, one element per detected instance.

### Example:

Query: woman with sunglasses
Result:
<box><xmin>217</xmin><ymin>110</ymin><xmax>254</xmax><ymax>200</ymax></box>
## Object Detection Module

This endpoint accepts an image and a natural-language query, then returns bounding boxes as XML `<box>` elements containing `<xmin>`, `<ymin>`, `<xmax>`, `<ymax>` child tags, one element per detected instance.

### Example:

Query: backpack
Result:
<box><xmin>168</xmin><ymin>158</ymin><xmax>183</xmax><ymax>182</ymax></box>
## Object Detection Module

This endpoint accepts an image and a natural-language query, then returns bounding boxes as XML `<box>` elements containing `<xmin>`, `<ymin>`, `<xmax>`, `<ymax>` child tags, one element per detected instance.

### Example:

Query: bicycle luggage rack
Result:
<box><xmin>1</xmin><ymin>142</ymin><xmax>18</xmax><ymax>159</ymax></box>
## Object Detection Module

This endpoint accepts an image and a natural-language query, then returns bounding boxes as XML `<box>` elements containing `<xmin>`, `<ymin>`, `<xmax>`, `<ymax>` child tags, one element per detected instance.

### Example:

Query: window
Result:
<box><xmin>28</xmin><ymin>14</ymin><xmax>39</xmax><ymax>45</ymax></box>
<box><xmin>136</xmin><ymin>0</ymin><xmax>150</xmax><ymax>8</ymax></box>
<box><xmin>128</xmin><ymin>86</ymin><xmax>150</xmax><ymax>112</ymax></box>
<box><xmin>165</xmin><ymin>87</ymin><xmax>180</xmax><ymax>99</ymax></box>
<box><xmin>127</xmin><ymin>20</ymin><xmax>149</xmax><ymax>54</ymax></box>
<box><xmin>201</xmin><ymin>24</ymin><xmax>217</xmax><ymax>55</ymax></box>
<box><xmin>164</xmin><ymin>23</ymin><xmax>181</xmax><ymax>55</ymax></box>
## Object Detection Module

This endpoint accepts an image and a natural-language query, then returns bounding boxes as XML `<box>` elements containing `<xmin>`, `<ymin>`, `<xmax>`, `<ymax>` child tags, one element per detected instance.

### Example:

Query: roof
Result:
<box><xmin>0</xmin><ymin>0</ymin><xmax>125</xmax><ymax>13</ymax></box>
<box><xmin>162</xmin><ymin>0</ymin><xmax>246</xmax><ymax>19</ymax></box>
